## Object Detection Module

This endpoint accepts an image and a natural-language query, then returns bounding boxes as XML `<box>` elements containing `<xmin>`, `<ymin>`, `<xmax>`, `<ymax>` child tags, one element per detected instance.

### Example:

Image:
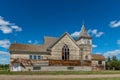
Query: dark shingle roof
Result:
<box><xmin>9</xmin><ymin>36</ymin><xmax>58</xmax><ymax>52</ymax></box>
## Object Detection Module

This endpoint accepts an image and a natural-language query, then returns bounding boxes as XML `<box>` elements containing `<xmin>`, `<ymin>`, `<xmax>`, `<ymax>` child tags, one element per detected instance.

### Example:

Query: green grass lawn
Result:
<box><xmin>0</xmin><ymin>70</ymin><xmax>120</xmax><ymax>75</ymax></box>
<box><xmin>33</xmin><ymin>78</ymin><xmax>120</xmax><ymax>80</ymax></box>
<box><xmin>4</xmin><ymin>77</ymin><xmax>120</xmax><ymax>80</ymax></box>
<box><xmin>32</xmin><ymin>77</ymin><xmax>120</xmax><ymax>80</ymax></box>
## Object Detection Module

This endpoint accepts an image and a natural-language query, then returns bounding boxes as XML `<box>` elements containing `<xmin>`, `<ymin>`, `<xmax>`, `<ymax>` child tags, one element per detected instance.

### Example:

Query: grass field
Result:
<box><xmin>1</xmin><ymin>70</ymin><xmax>120</xmax><ymax>80</ymax></box>
<box><xmin>2</xmin><ymin>78</ymin><xmax>120</xmax><ymax>80</ymax></box>
<box><xmin>0</xmin><ymin>70</ymin><xmax>120</xmax><ymax>75</ymax></box>
<box><xmin>27</xmin><ymin>78</ymin><xmax>120</xmax><ymax>80</ymax></box>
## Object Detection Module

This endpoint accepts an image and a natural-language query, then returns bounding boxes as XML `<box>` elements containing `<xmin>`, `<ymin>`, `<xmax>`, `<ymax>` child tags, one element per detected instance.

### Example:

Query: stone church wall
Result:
<box><xmin>51</xmin><ymin>35</ymin><xmax>80</xmax><ymax>60</ymax></box>
<box><xmin>10</xmin><ymin>51</ymin><xmax>50</xmax><ymax>60</ymax></box>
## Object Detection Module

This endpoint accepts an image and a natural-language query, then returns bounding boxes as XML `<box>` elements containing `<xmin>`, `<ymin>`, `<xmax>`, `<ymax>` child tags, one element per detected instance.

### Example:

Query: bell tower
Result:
<box><xmin>76</xmin><ymin>24</ymin><xmax>92</xmax><ymax>60</ymax></box>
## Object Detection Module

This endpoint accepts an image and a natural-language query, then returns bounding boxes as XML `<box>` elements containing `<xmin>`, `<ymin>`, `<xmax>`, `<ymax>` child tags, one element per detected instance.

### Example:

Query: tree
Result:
<box><xmin>106</xmin><ymin>56</ymin><xmax>120</xmax><ymax>70</ymax></box>
<box><xmin>107</xmin><ymin>56</ymin><xmax>111</xmax><ymax>62</ymax></box>
<box><xmin>112</xmin><ymin>56</ymin><xmax>118</xmax><ymax>61</ymax></box>
<box><xmin>106</xmin><ymin>57</ymin><xmax>112</xmax><ymax>70</ymax></box>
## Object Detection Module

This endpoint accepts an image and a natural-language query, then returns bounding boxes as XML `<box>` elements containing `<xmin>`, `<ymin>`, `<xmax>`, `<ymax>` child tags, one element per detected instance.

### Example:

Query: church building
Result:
<box><xmin>9</xmin><ymin>24</ymin><xmax>105</xmax><ymax>71</ymax></box>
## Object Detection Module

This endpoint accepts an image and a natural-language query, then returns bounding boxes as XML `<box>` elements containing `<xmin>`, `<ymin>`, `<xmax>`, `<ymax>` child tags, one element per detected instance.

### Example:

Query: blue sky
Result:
<box><xmin>0</xmin><ymin>0</ymin><xmax>120</xmax><ymax>64</ymax></box>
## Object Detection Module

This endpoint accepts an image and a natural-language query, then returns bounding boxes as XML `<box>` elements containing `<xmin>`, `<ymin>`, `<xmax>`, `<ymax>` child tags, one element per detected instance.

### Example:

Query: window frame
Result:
<box><xmin>34</xmin><ymin>55</ymin><xmax>37</xmax><ymax>60</ymax></box>
<box><xmin>29</xmin><ymin>55</ymin><xmax>42</xmax><ymax>60</ymax></box>
<box><xmin>29</xmin><ymin>55</ymin><xmax>33</xmax><ymax>60</ymax></box>
<box><xmin>62</xmin><ymin>44</ymin><xmax>70</xmax><ymax>60</ymax></box>
<box><xmin>38</xmin><ymin>55</ymin><xmax>42</xmax><ymax>60</ymax></box>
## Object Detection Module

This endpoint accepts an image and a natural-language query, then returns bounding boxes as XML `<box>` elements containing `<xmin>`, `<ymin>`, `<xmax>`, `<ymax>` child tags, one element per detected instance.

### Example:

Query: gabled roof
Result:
<box><xmin>44</xmin><ymin>36</ymin><xmax>58</xmax><ymax>46</ymax></box>
<box><xmin>77</xmin><ymin>24</ymin><xmax>91</xmax><ymax>40</ymax></box>
<box><xmin>9</xmin><ymin>43</ymin><xmax>47</xmax><ymax>52</ymax></box>
<box><xmin>9</xmin><ymin>36</ymin><xmax>58</xmax><ymax>52</ymax></box>
<box><xmin>9</xmin><ymin>32</ymin><xmax>79</xmax><ymax>52</ymax></box>
<box><xmin>92</xmin><ymin>54</ymin><xmax>105</xmax><ymax>61</ymax></box>
<box><xmin>48</xmin><ymin>32</ymin><xmax>80</xmax><ymax>50</ymax></box>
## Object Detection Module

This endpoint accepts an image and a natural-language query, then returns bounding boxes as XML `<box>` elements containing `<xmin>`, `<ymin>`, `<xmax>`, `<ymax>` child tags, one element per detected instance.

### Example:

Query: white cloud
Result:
<box><xmin>91</xmin><ymin>29</ymin><xmax>97</xmax><ymax>34</ymax></box>
<box><xmin>117</xmin><ymin>40</ymin><xmax>120</xmax><ymax>46</ymax></box>
<box><xmin>0</xmin><ymin>16</ymin><xmax>10</xmax><ymax>25</ymax></box>
<box><xmin>109</xmin><ymin>20</ymin><xmax>120</xmax><ymax>28</ymax></box>
<box><xmin>0</xmin><ymin>51</ymin><xmax>9</xmax><ymax>55</ymax></box>
<box><xmin>94</xmin><ymin>49</ymin><xmax>120</xmax><ymax>58</ymax></box>
<box><xmin>11</xmin><ymin>26</ymin><xmax>22</xmax><ymax>31</ymax></box>
<box><xmin>104</xmin><ymin>49</ymin><xmax>120</xmax><ymax>58</ymax></box>
<box><xmin>28</xmin><ymin>40</ymin><xmax>39</xmax><ymax>44</ymax></box>
<box><xmin>71</xmin><ymin>29</ymin><xmax>104</xmax><ymax>38</ymax></box>
<box><xmin>71</xmin><ymin>31</ymin><xmax>79</xmax><ymax>37</ymax></box>
<box><xmin>28</xmin><ymin>40</ymin><xmax>32</xmax><ymax>43</ymax></box>
<box><xmin>34</xmin><ymin>40</ymin><xmax>39</xmax><ymax>44</ymax></box>
<box><xmin>0</xmin><ymin>16</ymin><xmax>22</xmax><ymax>34</ymax></box>
<box><xmin>92</xmin><ymin>44</ymin><xmax>97</xmax><ymax>48</ymax></box>
<box><xmin>88</xmin><ymin>29</ymin><xmax>104</xmax><ymax>37</ymax></box>
<box><xmin>0</xmin><ymin>26</ymin><xmax>12</xmax><ymax>34</ymax></box>
<box><xmin>96</xmin><ymin>32</ymin><xmax>104</xmax><ymax>37</ymax></box>
<box><xmin>0</xmin><ymin>39</ymin><xmax>11</xmax><ymax>49</ymax></box>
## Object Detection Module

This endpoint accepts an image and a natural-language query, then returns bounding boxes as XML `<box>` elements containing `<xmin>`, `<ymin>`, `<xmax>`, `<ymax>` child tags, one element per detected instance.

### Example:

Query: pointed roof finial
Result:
<box><xmin>76</xmin><ymin>22</ymin><xmax>91</xmax><ymax>41</ymax></box>
<box><xmin>82</xmin><ymin>20</ymin><xmax>84</xmax><ymax>26</ymax></box>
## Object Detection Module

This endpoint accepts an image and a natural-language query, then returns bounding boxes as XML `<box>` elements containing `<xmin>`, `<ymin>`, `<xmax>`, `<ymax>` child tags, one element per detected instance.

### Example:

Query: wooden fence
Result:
<box><xmin>49</xmin><ymin>60</ymin><xmax>91</xmax><ymax>66</ymax></box>
<box><xmin>10</xmin><ymin>58</ymin><xmax>92</xmax><ymax>66</ymax></box>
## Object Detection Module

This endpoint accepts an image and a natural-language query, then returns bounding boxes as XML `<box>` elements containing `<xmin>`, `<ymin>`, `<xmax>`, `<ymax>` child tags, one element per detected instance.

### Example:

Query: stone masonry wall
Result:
<box><xmin>51</xmin><ymin>35</ymin><xmax>80</xmax><ymax>60</ymax></box>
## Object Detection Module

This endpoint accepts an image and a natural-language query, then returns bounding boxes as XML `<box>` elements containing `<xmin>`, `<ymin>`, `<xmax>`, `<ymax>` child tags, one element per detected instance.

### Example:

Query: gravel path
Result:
<box><xmin>1</xmin><ymin>74</ymin><xmax>120</xmax><ymax>80</ymax></box>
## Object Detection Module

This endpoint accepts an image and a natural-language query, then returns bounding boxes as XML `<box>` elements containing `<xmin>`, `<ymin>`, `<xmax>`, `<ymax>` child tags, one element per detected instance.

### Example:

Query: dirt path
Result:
<box><xmin>1</xmin><ymin>74</ymin><xmax>120</xmax><ymax>80</ymax></box>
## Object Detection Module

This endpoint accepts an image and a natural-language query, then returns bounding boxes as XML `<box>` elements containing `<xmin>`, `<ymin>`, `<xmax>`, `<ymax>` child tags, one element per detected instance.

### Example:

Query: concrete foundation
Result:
<box><xmin>10</xmin><ymin>66</ymin><xmax>92</xmax><ymax>71</ymax></box>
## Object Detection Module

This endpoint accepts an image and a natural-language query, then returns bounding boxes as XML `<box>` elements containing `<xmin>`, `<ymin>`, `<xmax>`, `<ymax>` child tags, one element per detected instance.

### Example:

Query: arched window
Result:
<box><xmin>62</xmin><ymin>44</ymin><xmax>69</xmax><ymax>60</ymax></box>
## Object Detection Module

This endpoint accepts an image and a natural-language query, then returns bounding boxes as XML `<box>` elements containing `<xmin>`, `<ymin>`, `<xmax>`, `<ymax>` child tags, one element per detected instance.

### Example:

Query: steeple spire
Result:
<box><xmin>82</xmin><ymin>20</ymin><xmax>84</xmax><ymax>26</ymax></box>
<box><xmin>76</xmin><ymin>24</ymin><xmax>91</xmax><ymax>41</ymax></box>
